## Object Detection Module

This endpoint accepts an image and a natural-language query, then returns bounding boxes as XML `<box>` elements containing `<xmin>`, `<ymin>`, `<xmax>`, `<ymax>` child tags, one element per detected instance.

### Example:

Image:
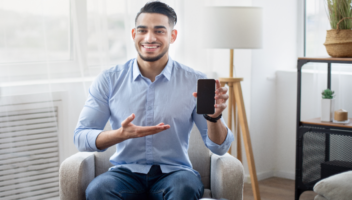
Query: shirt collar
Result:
<box><xmin>132</xmin><ymin>59</ymin><xmax>141</xmax><ymax>81</ymax></box>
<box><xmin>132</xmin><ymin>57</ymin><xmax>173</xmax><ymax>81</ymax></box>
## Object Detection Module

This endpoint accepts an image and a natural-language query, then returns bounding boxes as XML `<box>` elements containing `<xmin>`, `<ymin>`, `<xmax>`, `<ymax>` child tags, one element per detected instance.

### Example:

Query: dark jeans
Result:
<box><xmin>85</xmin><ymin>165</ymin><xmax>204</xmax><ymax>200</ymax></box>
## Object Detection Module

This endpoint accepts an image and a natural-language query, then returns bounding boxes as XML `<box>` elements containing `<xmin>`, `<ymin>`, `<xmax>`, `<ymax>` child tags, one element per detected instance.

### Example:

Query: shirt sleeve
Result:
<box><xmin>74</xmin><ymin>71</ymin><xmax>111</xmax><ymax>152</ymax></box>
<box><xmin>192</xmin><ymin>106</ymin><xmax>234</xmax><ymax>156</ymax></box>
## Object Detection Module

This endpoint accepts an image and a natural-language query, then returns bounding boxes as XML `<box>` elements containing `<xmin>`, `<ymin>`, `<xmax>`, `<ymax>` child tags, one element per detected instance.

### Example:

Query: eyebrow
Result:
<box><xmin>136</xmin><ymin>25</ymin><xmax>167</xmax><ymax>29</ymax></box>
<box><xmin>154</xmin><ymin>26</ymin><xmax>167</xmax><ymax>29</ymax></box>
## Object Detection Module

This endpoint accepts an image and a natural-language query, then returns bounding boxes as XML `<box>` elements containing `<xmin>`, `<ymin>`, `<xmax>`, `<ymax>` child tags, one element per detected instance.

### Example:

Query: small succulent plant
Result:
<box><xmin>322</xmin><ymin>89</ymin><xmax>335</xmax><ymax>99</ymax></box>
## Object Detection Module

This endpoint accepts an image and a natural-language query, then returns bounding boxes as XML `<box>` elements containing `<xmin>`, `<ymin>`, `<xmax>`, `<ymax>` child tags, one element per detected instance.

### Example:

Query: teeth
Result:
<box><xmin>144</xmin><ymin>46</ymin><xmax>157</xmax><ymax>49</ymax></box>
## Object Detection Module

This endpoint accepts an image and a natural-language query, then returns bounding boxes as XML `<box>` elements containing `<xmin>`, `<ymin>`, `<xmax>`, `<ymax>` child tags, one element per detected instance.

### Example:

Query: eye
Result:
<box><xmin>156</xmin><ymin>30</ymin><xmax>165</xmax><ymax>34</ymax></box>
<box><xmin>137</xmin><ymin>29</ymin><xmax>146</xmax><ymax>33</ymax></box>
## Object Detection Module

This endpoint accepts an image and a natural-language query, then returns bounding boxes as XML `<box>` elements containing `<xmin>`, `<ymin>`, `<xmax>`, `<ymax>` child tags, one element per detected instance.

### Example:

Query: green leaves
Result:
<box><xmin>321</xmin><ymin>89</ymin><xmax>335</xmax><ymax>99</ymax></box>
<box><xmin>326</xmin><ymin>0</ymin><xmax>352</xmax><ymax>29</ymax></box>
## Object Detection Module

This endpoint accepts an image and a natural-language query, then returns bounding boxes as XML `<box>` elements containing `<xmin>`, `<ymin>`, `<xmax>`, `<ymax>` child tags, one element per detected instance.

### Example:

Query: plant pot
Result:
<box><xmin>324</xmin><ymin>29</ymin><xmax>352</xmax><ymax>57</ymax></box>
<box><xmin>321</xmin><ymin>99</ymin><xmax>335</xmax><ymax>122</ymax></box>
<box><xmin>324</xmin><ymin>17</ymin><xmax>352</xmax><ymax>58</ymax></box>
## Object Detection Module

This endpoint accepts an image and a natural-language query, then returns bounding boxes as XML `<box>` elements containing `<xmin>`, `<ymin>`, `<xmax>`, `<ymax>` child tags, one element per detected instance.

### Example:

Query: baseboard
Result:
<box><xmin>244</xmin><ymin>170</ymin><xmax>295</xmax><ymax>183</ymax></box>
<box><xmin>244</xmin><ymin>170</ymin><xmax>275</xmax><ymax>183</ymax></box>
<box><xmin>274</xmin><ymin>170</ymin><xmax>295</xmax><ymax>180</ymax></box>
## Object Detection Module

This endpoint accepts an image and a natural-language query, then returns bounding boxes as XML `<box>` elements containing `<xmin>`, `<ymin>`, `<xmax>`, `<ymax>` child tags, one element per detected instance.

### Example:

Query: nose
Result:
<box><xmin>144</xmin><ymin>31</ymin><xmax>156</xmax><ymax>43</ymax></box>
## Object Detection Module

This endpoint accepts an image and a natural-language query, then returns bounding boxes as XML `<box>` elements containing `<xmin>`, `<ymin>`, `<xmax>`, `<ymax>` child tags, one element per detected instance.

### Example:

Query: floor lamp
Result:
<box><xmin>203</xmin><ymin>6</ymin><xmax>263</xmax><ymax>200</ymax></box>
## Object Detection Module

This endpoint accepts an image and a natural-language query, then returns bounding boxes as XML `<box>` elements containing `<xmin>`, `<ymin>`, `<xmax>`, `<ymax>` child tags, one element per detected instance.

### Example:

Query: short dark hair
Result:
<box><xmin>135</xmin><ymin>1</ymin><xmax>177</xmax><ymax>28</ymax></box>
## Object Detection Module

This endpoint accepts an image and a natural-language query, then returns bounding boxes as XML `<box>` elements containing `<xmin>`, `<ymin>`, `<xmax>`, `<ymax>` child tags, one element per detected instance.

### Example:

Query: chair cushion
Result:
<box><xmin>313</xmin><ymin>170</ymin><xmax>352</xmax><ymax>200</ymax></box>
<box><xmin>188</xmin><ymin>125</ymin><xmax>211</xmax><ymax>189</ymax></box>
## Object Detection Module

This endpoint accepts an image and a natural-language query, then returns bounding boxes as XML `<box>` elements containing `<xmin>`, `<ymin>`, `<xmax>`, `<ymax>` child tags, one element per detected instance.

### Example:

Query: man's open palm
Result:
<box><xmin>120</xmin><ymin>113</ymin><xmax>170</xmax><ymax>139</ymax></box>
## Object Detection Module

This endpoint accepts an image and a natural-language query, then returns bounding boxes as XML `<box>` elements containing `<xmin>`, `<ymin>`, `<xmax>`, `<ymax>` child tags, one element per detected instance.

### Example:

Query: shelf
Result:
<box><xmin>298</xmin><ymin>57</ymin><xmax>352</xmax><ymax>62</ymax></box>
<box><xmin>295</xmin><ymin>57</ymin><xmax>352</xmax><ymax>200</ymax></box>
<box><xmin>301</xmin><ymin>118</ymin><xmax>352</xmax><ymax>129</ymax></box>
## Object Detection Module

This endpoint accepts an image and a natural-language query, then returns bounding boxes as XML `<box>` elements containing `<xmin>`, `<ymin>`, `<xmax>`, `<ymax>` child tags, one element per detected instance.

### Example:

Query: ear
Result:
<box><xmin>131</xmin><ymin>28</ymin><xmax>136</xmax><ymax>40</ymax></box>
<box><xmin>170</xmin><ymin>29</ymin><xmax>178</xmax><ymax>44</ymax></box>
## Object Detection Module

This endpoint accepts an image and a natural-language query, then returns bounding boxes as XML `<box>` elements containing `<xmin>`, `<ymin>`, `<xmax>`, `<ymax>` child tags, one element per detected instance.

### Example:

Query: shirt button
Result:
<box><xmin>148</xmin><ymin>106</ymin><xmax>152</xmax><ymax>110</ymax></box>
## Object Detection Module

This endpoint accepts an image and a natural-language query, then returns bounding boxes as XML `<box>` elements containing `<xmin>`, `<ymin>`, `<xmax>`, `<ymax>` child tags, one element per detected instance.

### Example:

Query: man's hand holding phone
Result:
<box><xmin>193</xmin><ymin>79</ymin><xmax>229</xmax><ymax>118</ymax></box>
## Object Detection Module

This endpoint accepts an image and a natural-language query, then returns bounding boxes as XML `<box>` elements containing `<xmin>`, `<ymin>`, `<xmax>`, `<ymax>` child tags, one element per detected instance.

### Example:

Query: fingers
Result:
<box><xmin>121</xmin><ymin>113</ymin><xmax>135</xmax><ymax>127</ymax></box>
<box><xmin>215</xmin><ymin>93</ymin><xmax>229</xmax><ymax>102</ymax></box>
<box><xmin>135</xmin><ymin>124</ymin><xmax>170</xmax><ymax>137</ymax></box>
<box><xmin>215</xmin><ymin>103</ymin><xmax>227</xmax><ymax>109</ymax></box>
<box><xmin>192</xmin><ymin>92</ymin><xmax>197</xmax><ymax>98</ymax></box>
<box><xmin>156</xmin><ymin>122</ymin><xmax>164</xmax><ymax>126</ymax></box>
<box><xmin>215</xmin><ymin>79</ymin><xmax>221</xmax><ymax>89</ymax></box>
<box><xmin>208</xmin><ymin>80</ymin><xmax>228</xmax><ymax>118</ymax></box>
<box><xmin>216</xmin><ymin>86</ymin><xmax>228</xmax><ymax>95</ymax></box>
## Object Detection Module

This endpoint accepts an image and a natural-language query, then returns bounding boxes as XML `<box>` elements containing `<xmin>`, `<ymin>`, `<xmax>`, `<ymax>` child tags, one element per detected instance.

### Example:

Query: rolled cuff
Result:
<box><xmin>85</xmin><ymin>130</ymin><xmax>107</xmax><ymax>152</ymax></box>
<box><xmin>205</xmin><ymin>127</ymin><xmax>234</xmax><ymax>155</ymax></box>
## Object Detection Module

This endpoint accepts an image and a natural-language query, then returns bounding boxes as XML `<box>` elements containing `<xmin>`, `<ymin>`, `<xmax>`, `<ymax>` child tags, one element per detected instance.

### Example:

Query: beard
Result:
<box><xmin>136</xmin><ymin>43</ymin><xmax>169</xmax><ymax>62</ymax></box>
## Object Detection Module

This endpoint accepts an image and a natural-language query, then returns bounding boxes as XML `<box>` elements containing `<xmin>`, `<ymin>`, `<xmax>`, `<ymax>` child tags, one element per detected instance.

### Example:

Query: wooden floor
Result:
<box><xmin>243</xmin><ymin>177</ymin><xmax>317</xmax><ymax>200</ymax></box>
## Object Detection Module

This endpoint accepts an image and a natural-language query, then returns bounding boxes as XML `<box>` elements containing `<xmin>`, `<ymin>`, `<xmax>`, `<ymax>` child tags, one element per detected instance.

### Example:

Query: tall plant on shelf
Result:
<box><xmin>327</xmin><ymin>0</ymin><xmax>352</xmax><ymax>29</ymax></box>
<box><xmin>321</xmin><ymin>89</ymin><xmax>335</xmax><ymax>122</ymax></box>
<box><xmin>324</xmin><ymin>0</ymin><xmax>352</xmax><ymax>57</ymax></box>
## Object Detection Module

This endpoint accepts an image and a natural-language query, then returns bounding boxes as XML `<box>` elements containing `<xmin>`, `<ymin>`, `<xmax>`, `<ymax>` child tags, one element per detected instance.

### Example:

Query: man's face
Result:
<box><xmin>132</xmin><ymin>13</ymin><xmax>177</xmax><ymax>62</ymax></box>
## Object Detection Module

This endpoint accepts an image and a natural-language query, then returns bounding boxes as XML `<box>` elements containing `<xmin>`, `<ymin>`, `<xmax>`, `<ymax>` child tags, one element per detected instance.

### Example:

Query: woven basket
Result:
<box><xmin>324</xmin><ymin>17</ymin><xmax>352</xmax><ymax>58</ymax></box>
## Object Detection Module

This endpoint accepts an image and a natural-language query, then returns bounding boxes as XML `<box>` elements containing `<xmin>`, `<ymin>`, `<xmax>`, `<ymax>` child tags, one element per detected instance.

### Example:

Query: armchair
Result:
<box><xmin>59</xmin><ymin>126</ymin><xmax>244</xmax><ymax>200</ymax></box>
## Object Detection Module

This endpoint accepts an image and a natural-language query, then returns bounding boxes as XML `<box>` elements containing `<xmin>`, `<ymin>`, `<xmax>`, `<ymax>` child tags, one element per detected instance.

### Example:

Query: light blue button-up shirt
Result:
<box><xmin>74</xmin><ymin>57</ymin><xmax>234</xmax><ymax>177</ymax></box>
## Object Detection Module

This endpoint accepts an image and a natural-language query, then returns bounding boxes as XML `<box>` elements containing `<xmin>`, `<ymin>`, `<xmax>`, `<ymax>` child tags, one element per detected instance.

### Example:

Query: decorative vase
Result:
<box><xmin>321</xmin><ymin>99</ymin><xmax>335</xmax><ymax>122</ymax></box>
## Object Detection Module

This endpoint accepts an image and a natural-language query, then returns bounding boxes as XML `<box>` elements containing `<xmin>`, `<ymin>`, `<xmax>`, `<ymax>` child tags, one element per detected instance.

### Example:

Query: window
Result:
<box><xmin>0</xmin><ymin>0</ymin><xmax>128</xmax><ymax>83</ymax></box>
<box><xmin>0</xmin><ymin>0</ymin><xmax>71</xmax><ymax>63</ymax></box>
<box><xmin>305</xmin><ymin>0</ymin><xmax>330</xmax><ymax>57</ymax></box>
<box><xmin>87</xmin><ymin>0</ymin><xmax>127</xmax><ymax>67</ymax></box>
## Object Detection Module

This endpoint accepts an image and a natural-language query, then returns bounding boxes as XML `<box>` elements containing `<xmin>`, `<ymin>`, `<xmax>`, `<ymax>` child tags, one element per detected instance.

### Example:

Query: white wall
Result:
<box><xmin>247</xmin><ymin>0</ymin><xmax>300</xmax><ymax>181</ymax></box>
<box><xmin>275</xmin><ymin>70</ymin><xmax>297</xmax><ymax>179</ymax></box>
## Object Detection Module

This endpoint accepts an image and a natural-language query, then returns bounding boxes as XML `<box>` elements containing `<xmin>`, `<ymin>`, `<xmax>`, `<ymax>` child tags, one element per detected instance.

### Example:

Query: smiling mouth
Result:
<box><xmin>141</xmin><ymin>44</ymin><xmax>160</xmax><ymax>50</ymax></box>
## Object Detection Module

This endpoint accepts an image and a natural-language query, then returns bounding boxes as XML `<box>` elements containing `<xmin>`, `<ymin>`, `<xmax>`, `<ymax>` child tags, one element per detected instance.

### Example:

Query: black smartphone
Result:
<box><xmin>197</xmin><ymin>79</ymin><xmax>215</xmax><ymax>114</ymax></box>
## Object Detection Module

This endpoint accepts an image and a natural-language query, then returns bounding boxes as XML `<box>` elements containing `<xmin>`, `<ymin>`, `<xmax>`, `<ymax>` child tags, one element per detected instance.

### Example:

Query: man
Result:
<box><xmin>74</xmin><ymin>1</ymin><xmax>234</xmax><ymax>200</ymax></box>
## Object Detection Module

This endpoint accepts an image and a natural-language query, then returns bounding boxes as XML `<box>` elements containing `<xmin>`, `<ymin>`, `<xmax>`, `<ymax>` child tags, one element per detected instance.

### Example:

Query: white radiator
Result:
<box><xmin>0</xmin><ymin>92</ymin><xmax>66</xmax><ymax>200</ymax></box>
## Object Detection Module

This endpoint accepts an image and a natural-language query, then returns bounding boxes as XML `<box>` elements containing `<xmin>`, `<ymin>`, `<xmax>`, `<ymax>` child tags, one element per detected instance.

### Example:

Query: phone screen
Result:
<box><xmin>197</xmin><ymin>79</ymin><xmax>215</xmax><ymax>114</ymax></box>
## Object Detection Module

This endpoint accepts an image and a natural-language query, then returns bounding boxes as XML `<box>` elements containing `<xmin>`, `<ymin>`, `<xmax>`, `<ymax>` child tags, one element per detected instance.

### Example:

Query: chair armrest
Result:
<box><xmin>59</xmin><ymin>152</ymin><xmax>95</xmax><ymax>200</ymax></box>
<box><xmin>210</xmin><ymin>153</ymin><xmax>244</xmax><ymax>200</ymax></box>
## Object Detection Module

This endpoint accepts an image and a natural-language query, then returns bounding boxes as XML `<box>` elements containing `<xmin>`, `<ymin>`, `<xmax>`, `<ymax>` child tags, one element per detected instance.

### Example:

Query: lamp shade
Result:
<box><xmin>202</xmin><ymin>7</ymin><xmax>263</xmax><ymax>49</ymax></box>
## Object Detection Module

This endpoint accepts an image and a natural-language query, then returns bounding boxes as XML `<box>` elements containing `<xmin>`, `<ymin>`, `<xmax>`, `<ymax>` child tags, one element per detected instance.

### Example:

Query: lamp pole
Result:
<box><xmin>225</xmin><ymin>49</ymin><xmax>242</xmax><ymax>162</ymax></box>
<box><xmin>230</xmin><ymin>49</ymin><xmax>234</xmax><ymax>78</ymax></box>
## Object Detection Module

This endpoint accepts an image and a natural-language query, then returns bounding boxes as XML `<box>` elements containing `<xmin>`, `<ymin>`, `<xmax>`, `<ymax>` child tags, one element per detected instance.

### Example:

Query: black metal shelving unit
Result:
<box><xmin>295</xmin><ymin>57</ymin><xmax>352</xmax><ymax>200</ymax></box>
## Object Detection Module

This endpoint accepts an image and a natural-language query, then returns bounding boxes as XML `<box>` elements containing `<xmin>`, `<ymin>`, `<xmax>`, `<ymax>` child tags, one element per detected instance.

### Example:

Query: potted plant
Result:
<box><xmin>324</xmin><ymin>0</ymin><xmax>352</xmax><ymax>57</ymax></box>
<box><xmin>321</xmin><ymin>89</ymin><xmax>335</xmax><ymax>122</ymax></box>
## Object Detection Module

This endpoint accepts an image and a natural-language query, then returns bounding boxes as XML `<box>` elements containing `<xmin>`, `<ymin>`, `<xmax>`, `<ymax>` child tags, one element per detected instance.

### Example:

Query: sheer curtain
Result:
<box><xmin>0</xmin><ymin>0</ymin><xmax>211</xmax><ymax>198</ymax></box>
<box><xmin>302</xmin><ymin>0</ymin><xmax>352</xmax><ymax>121</ymax></box>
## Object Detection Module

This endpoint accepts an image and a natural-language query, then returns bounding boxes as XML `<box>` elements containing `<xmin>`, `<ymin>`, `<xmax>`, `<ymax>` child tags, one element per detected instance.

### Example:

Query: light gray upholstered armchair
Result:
<box><xmin>59</xmin><ymin>126</ymin><xmax>244</xmax><ymax>200</ymax></box>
